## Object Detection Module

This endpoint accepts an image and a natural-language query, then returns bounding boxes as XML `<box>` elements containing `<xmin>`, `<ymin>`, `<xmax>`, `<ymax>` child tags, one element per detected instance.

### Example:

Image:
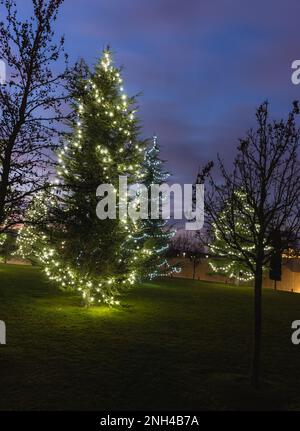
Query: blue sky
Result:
<box><xmin>19</xmin><ymin>0</ymin><xmax>300</xmax><ymax>183</ymax></box>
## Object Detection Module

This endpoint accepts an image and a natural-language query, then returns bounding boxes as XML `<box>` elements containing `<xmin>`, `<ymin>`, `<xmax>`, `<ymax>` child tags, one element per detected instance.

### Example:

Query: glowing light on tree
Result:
<box><xmin>132</xmin><ymin>135</ymin><xmax>178</xmax><ymax>279</ymax></box>
<box><xmin>17</xmin><ymin>49</ymin><xmax>146</xmax><ymax>306</ymax></box>
<box><xmin>209</xmin><ymin>190</ymin><xmax>255</xmax><ymax>283</ymax></box>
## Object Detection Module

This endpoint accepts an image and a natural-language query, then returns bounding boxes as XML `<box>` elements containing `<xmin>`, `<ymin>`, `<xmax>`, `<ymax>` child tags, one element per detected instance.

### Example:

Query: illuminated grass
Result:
<box><xmin>0</xmin><ymin>264</ymin><xmax>300</xmax><ymax>410</ymax></box>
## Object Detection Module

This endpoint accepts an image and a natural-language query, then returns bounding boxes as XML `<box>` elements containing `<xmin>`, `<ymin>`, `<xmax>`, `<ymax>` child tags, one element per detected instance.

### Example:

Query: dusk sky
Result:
<box><xmin>20</xmin><ymin>0</ymin><xmax>300</xmax><ymax>184</ymax></box>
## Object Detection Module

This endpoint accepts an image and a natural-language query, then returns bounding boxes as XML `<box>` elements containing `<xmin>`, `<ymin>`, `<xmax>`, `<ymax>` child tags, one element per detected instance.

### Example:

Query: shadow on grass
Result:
<box><xmin>207</xmin><ymin>373</ymin><xmax>286</xmax><ymax>410</ymax></box>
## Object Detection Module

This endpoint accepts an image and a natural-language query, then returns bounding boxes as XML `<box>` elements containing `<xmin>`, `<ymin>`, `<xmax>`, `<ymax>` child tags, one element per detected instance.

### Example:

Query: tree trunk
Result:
<box><xmin>193</xmin><ymin>260</ymin><xmax>196</xmax><ymax>280</ymax></box>
<box><xmin>0</xmin><ymin>138</ymin><xmax>15</xmax><ymax>224</ymax></box>
<box><xmin>250</xmin><ymin>260</ymin><xmax>263</xmax><ymax>388</ymax></box>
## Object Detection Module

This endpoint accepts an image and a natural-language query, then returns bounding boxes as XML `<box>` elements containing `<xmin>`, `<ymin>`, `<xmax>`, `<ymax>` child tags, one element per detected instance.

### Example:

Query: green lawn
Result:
<box><xmin>1</xmin><ymin>264</ymin><xmax>300</xmax><ymax>410</ymax></box>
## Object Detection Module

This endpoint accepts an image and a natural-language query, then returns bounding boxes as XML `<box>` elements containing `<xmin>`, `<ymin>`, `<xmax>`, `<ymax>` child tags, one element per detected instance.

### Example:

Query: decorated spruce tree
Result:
<box><xmin>0</xmin><ymin>232</ymin><xmax>16</xmax><ymax>263</ymax></box>
<box><xmin>17</xmin><ymin>49</ymin><xmax>145</xmax><ymax>305</ymax></box>
<box><xmin>16</xmin><ymin>191</ymin><xmax>51</xmax><ymax>264</ymax></box>
<box><xmin>0</xmin><ymin>233</ymin><xmax>5</xmax><ymax>248</ymax></box>
<box><xmin>134</xmin><ymin>136</ymin><xmax>175</xmax><ymax>279</ymax></box>
<box><xmin>209</xmin><ymin>189</ymin><xmax>255</xmax><ymax>283</ymax></box>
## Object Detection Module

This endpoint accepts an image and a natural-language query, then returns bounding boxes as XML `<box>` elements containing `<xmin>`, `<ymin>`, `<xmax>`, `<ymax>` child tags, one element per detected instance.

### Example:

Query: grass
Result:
<box><xmin>1</xmin><ymin>264</ymin><xmax>300</xmax><ymax>410</ymax></box>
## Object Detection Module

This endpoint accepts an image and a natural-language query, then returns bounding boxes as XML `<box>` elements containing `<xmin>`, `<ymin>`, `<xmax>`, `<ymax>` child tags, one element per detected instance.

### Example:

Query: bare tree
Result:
<box><xmin>171</xmin><ymin>231</ymin><xmax>204</xmax><ymax>280</ymax></box>
<box><xmin>0</xmin><ymin>0</ymin><xmax>70</xmax><ymax>231</ymax></box>
<box><xmin>200</xmin><ymin>101</ymin><xmax>300</xmax><ymax>387</ymax></box>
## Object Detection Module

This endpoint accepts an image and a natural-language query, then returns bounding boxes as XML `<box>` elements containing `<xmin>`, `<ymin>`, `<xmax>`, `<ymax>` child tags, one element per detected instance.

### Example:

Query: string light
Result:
<box><xmin>209</xmin><ymin>189</ymin><xmax>256</xmax><ymax>283</ymax></box>
<box><xmin>129</xmin><ymin>135</ymin><xmax>179</xmax><ymax>280</ymax></box>
<box><xmin>16</xmin><ymin>48</ymin><xmax>146</xmax><ymax>307</ymax></box>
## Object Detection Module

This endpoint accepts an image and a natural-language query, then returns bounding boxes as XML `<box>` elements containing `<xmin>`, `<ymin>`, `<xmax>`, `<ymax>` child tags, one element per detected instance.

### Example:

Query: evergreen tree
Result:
<box><xmin>0</xmin><ymin>233</ymin><xmax>5</xmax><ymax>248</ymax></box>
<box><xmin>0</xmin><ymin>232</ymin><xmax>16</xmax><ymax>263</ymax></box>
<box><xmin>209</xmin><ymin>189</ymin><xmax>255</xmax><ymax>283</ymax></box>
<box><xmin>134</xmin><ymin>136</ymin><xmax>175</xmax><ymax>279</ymax></box>
<box><xmin>17</xmin><ymin>49</ymin><xmax>145</xmax><ymax>305</ymax></box>
<box><xmin>16</xmin><ymin>191</ymin><xmax>51</xmax><ymax>265</ymax></box>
